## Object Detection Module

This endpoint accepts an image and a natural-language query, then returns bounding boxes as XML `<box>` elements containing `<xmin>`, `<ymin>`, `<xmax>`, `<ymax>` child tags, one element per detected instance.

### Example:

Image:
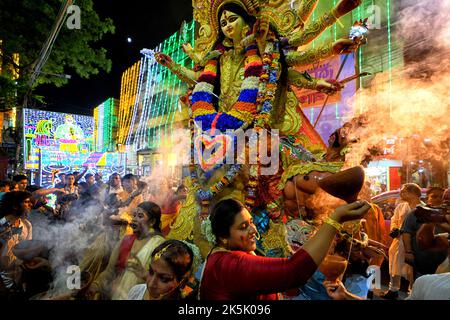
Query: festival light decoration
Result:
<box><xmin>118</xmin><ymin>60</ymin><xmax>141</xmax><ymax>145</ymax></box>
<box><xmin>301</xmin><ymin>0</ymin><xmax>395</xmax><ymax>140</ymax></box>
<box><xmin>23</xmin><ymin>108</ymin><xmax>94</xmax><ymax>170</ymax></box>
<box><xmin>94</xmin><ymin>98</ymin><xmax>117</xmax><ymax>152</ymax></box>
<box><xmin>119</xmin><ymin>20</ymin><xmax>195</xmax><ymax>152</ymax></box>
<box><xmin>386</xmin><ymin>0</ymin><xmax>393</xmax><ymax>116</ymax></box>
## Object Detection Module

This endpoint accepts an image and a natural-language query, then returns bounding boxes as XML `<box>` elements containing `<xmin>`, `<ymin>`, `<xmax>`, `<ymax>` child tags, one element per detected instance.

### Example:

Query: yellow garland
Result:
<box><xmin>278</xmin><ymin>161</ymin><xmax>344</xmax><ymax>190</ymax></box>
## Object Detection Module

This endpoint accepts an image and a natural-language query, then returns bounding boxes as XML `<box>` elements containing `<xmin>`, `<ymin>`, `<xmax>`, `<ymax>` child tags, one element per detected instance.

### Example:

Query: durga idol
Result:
<box><xmin>155</xmin><ymin>0</ymin><xmax>364</xmax><ymax>257</ymax></box>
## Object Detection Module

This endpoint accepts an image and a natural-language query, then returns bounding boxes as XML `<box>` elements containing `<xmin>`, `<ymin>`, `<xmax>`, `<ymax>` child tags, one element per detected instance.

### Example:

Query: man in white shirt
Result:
<box><xmin>406</xmin><ymin>272</ymin><xmax>450</xmax><ymax>300</ymax></box>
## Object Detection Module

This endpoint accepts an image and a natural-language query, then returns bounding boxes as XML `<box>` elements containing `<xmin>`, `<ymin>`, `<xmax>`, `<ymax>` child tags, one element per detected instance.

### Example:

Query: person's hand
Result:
<box><xmin>415</xmin><ymin>206</ymin><xmax>447</xmax><ymax>224</ymax></box>
<box><xmin>127</xmin><ymin>254</ymin><xmax>147</xmax><ymax>281</ymax></box>
<box><xmin>334</xmin><ymin>0</ymin><xmax>362</xmax><ymax>17</ymax></box>
<box><xmin>22</xmin><ymin>257</ymin><xmax>50</xmax><ymax>270</ymax></box>
<box><xmin>85</xmin><ymin>282</ymin><xmax>100</xmax><ymax>299</ymax></box>
<box><xmin>155</xmin><ymin>52</ymin><xmax>173</xmax><ymax>67</ymax></box>
<box><xmin>323</xmin><ymin>279</ymin><xmax>350</xmax><ymax>300</ymax></box>
<box><xmin>404</xmin><ymin>252</ymin><xmax>415</xmax><ymax>265</ymax></box>
<box><xmin>316</xmin><ymin>79</ymin><xmax>344</xmax><ymax>95</ymax></box>
<box><xmin>0</xmin><ymin>228</ymin><xmax>11</xmax><ymax>242</ymax></box>
<box><xmin>331</xmin><ymin>200</ymin><xmax>371</xmax><ymax>224</ymax></box>
<box><xmin>332</xmin><ymin>38</ymin><xmax>361</xmax><ymax>55</ymax></box>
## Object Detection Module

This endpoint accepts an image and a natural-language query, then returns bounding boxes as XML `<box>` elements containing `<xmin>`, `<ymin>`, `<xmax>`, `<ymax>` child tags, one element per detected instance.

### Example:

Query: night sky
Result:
<box><xmin>36</xmin><ymin>0</ymin><xmax>193</xmax><ymax>116</ymax></box>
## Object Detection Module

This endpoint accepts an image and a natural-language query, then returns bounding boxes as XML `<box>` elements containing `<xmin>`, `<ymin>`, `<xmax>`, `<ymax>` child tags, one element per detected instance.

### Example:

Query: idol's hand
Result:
<box><xmin>316</xmin><ymin>79</ymin><xmax>344</xmax><ymax>95</ymax></box>
<box><xmin>155</xmin><ymin>52</ymin><xmax>173</xmax><ymax>67</ymax></box>
<box><xmin>332</xmin><ymin>38</ymin><xmax>361</xmax><ymax>55</ymax></box>
<box><xmin>334</xmin><ymin>0</ymin><xmax>362</xmax><ymax>17</ymax></box>
<box><xmin>331</xmin><ymin>201</ymin><xmax>371</xmax><ymax>223</ymax></box>
<box><xmin>181</xmin><ymin>43</ymin><xmax>201</xmax><ymax>63</ymax></box>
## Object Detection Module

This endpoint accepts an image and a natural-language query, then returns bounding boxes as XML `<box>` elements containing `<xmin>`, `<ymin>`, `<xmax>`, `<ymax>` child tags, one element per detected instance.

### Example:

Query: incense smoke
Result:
<box><xmin>344</xmin><ymin>0</ymin><xmax>450</xmax><ymax>168</ymax></box>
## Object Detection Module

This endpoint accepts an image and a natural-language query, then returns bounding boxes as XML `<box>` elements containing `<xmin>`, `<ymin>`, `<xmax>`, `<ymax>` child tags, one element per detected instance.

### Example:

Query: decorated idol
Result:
<box><xmin>155</xmin><ymin>0</ymin><xmax>370</xmax><ymax>257</ymax></box>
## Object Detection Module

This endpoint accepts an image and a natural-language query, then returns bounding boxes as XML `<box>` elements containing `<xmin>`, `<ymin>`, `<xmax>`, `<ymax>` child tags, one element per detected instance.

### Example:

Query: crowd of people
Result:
<box><xmin>0</xmin><ymin>170</ymin><xmax>449</xmax><ymax>301</ymax></box>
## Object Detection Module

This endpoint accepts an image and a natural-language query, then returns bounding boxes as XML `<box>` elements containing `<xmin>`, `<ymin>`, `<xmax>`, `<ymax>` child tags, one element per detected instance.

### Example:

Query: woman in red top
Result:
<box><xmin>199</xmin><ymin>199</ymin><xmax>371</xmax><ymax>300</ymax></box>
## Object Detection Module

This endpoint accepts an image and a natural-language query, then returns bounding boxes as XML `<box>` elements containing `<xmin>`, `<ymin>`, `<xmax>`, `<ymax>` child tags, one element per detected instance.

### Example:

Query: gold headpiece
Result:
<box><xmin>209</xmin><ymin>0</ymin><xmax>260</xmax><ymax>34</ymax></box>
<box><xmin>192</xmin><ymin>0</ymin><xmax>301</xmax><ymax>61</ymax></box>
<box><xmin>153</xmin><ymin>244</ymin><xmax>171</xmax><ymax>262</ymax></box>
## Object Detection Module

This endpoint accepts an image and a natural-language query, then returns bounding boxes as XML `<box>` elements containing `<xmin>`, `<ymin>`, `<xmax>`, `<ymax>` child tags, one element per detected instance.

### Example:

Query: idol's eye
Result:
<box><xmin>221</xmin><ymin>20</ymin><xmax>227</xmax><ymax>27</ymax></box>
<box><xmin>229</xmin><ymin>16</ymin><xmax>237</xmax><ymax>23</ymax></box>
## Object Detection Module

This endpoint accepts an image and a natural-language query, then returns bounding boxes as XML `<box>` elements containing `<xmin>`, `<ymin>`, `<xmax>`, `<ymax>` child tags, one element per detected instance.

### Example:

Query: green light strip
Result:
<box><xmin>333</xmin><ymin>0</ymin><xmax>339</xmax><ymax>120</ymax></box>
<box><xmin>357</xmin><ymin>5</ymin><xmax>363</xmax><ymax>114</ymax></box>
<box><xmin>150</xmin><ymin>44</ymin><xmax>164</xmax><ymax>149</ymax></box>
<box><xmin>163</xmin><ymin>34</ymin><xmax>178</xmax><ymax>145</ymax></box>
<box><xmin>333</xmin><ymin>0</ymin><xmax>337</xmax><ymax>42</ymax></box>
<box><xmin>386</xmin><ymin>0</ymin><xmax>393</xmax><ymax>117</ymax></box>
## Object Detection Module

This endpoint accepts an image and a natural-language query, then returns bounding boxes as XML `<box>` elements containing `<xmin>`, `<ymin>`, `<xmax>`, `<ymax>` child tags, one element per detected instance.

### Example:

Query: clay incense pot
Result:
<box><xmin>318</xmin><ymin>166</ymin><xmax>365</xmax><ymax>203</ymax></box>
<box><xmin>318</xmin><ymin>254</ymin><xmax>348</xmax><ymax>282</ymax></box>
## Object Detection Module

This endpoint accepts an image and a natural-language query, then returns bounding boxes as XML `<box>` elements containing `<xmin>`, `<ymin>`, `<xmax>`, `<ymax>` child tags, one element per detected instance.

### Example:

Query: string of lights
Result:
<box><xmin>118</xmin><ymin>20</ymin><xmax>195</xmax><ymax>152</ymax></box>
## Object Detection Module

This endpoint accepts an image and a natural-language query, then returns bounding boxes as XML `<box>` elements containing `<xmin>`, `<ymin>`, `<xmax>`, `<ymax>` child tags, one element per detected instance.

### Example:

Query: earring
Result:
<box><xmin>255</xmin><ymin>230</ymin><xmax>261</xmax><ymax>241</ymax></box>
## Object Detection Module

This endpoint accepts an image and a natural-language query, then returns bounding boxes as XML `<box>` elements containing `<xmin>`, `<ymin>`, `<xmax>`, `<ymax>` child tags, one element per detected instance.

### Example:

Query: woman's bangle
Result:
<box><xmin>325</xmin><ymin>217</ymin><xmax>343</xmax><ymax>232</ymax></box>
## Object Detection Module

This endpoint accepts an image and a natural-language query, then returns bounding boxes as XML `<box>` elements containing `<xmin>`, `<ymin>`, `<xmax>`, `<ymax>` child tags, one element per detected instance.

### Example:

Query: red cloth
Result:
<box><xmin>200</xmin><ymin>249</ymin><xmax>317</xmax><ymax>300</ymax></box>
<box><xmin>116</xmin><ymin>234</ymin><xmax>136</xmax><ymax>273</ymax></box>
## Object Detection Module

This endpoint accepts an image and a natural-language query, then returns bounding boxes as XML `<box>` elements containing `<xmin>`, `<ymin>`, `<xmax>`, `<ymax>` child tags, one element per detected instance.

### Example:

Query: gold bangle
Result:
<box><xmin>330</xmin><ymin>8</ymin><xmax>340</xmax><ymax>21</ymax></box>
<box><xmin>325</xmin><ymin>217</ymin><xmax>343</xmax><ymax>232</ymax></box>
<box><xmin>330</xmin><ymin>8</ymin><xmax>344</xmax><ymax>28</ymax></box>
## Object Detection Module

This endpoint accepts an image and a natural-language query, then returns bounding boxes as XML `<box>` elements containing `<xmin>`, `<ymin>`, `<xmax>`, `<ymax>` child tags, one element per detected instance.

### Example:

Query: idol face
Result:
<box><xmin>220</xmin><ymin>10</ymin><xmax>246</xmax><ymax>42</ymax></box>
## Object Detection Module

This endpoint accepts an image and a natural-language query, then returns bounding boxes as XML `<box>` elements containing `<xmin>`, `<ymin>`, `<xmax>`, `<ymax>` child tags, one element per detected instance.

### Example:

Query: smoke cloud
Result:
<box><xmin>344</xmin><ymin>0</ymin><xmax>450</xmax><ymax>167</ymax></box>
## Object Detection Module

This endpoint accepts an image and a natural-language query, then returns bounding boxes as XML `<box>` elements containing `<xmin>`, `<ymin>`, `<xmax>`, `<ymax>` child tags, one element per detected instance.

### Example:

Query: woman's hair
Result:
<box><xmin>137</xmin><ymin>201</ymin><xmax>162</xmax><ymax>232</ymax></box>
<box><xmin>151</xmin><ymin>239</ymin><xmax>194</xmax><ymax>282</ymax></box>
<box><xmin>0</xmin><ymin>191</ymin><xmax>32</xmax><ymax>218</ymax></box>
<box><xmin>426</xmin><ymin>186</ymin><xmax>444</xmax><ymax>197</ymax></box>
<box><xmin>402</xmin><ymin>183</ymin><xmax>422</xmax><ymax>198</ymax></box>
<box><xmin>108</xmin><ymin>172</ymin><xmax>120</xmax><ymax>183</ymax></box>
<box><xmin>210</xmin><ymin>198</ymin><xmax>245</xmax><ymax>239</ymax></box>
<box><xmin>122</xmin><ymin>173</ymin><xmax>137</xmax><ymax>183</ymax></box>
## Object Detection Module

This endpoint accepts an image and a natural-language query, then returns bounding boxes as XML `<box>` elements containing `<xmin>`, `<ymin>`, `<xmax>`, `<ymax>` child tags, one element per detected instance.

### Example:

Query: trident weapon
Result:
<box><xmin>313</xmin><ymin>19</ymin><xmax>369</xmax><ymax>128</ymax></box>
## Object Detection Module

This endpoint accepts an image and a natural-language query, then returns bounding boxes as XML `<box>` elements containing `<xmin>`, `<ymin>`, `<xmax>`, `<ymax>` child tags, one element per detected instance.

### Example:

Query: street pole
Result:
<box><xmin>14</xmin><ymin>0</ymin><xmax>73</xmax><ymax>175</ymax></box>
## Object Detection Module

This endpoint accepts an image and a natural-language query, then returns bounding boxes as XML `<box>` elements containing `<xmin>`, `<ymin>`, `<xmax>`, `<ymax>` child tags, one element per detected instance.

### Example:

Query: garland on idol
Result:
<box><xmin>188</xmin><ymin>34</ymin><xmax>282</xmax><ymax>218</ymax></box>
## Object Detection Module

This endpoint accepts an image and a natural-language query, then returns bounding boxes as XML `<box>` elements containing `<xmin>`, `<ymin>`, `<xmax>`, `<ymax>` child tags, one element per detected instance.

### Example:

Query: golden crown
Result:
<box><xmin>192</xmin><ymin>0</ymin><xmax>301</xmax><ymax>60</ymax></box>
